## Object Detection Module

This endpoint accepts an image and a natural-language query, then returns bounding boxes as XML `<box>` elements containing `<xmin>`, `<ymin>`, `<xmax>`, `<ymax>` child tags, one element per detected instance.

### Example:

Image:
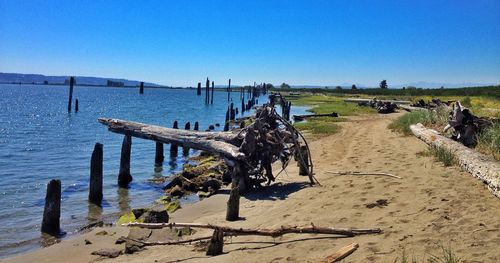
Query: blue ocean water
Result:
<box><xmin>0</xmin><ymin>84</ymin><xmax>309</xmax><ymax>258</ymax></box>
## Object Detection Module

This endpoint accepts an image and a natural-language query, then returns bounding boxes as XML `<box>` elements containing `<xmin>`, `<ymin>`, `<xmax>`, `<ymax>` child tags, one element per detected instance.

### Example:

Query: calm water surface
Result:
<box><xmin>0</xmin><ymin>84</ymin><xmax>309</xmax><ymax>258</ymax></box>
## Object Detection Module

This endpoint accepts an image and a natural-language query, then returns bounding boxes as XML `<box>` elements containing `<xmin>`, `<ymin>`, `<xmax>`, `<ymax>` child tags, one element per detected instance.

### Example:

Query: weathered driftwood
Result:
<box><xmin>326</xmin><ymin>171</ymin><xmax>402</xmax><ymax>179</ymax></box>
<box><xmin>98</xmin><ymin>118</ymin><xmax>243</xmax><ymax>160</ymax></box>
<box><xmin>344</xmin><ymin>98</ymin><xmax>411</xmax><ymax>104</ymax></box>
<box><xmin>410</xmin><ymin>123</ymin><xmax>500</xmax><ymax>198</ymax></box>
<box><xmin>321</xmin><ymin>243</ymin><xmax>359</xmax><ymax>263</ymax></box>
<box><xmin>42</xmin><ymin>179</ymin><xmax>62</xmax><ymax>236</ymax></box>
<box><xmin>123</xmin><ymin>222</ymin><xmax>382</xmax><ymax>237</ymax></box>
<box><xmin>121</xmin><ymin>236</ymin><xmax>214</xmax><ymax>246</ymax></box>
<box><xmin>293</xmin><ymin>112</ymin><xmax>338</xmax><ymax>122</ymax></box>
<box><xmin>206</xmin><ymin>228</ymin><xmax>224</xmax><ymax>256</ymax></box>
<box><xmin>89</xmin><ymin>143</ymin><xmax>103</xmax><ymax>205</ymax></box>
<box><xmin>226</xmin><ymin>187</ymin><xmax>240</xmax><ymax>221</ymax></box>
<box><xmin>398</xmin><ymin>104</ymin><xmax>426</xmax><ymax>112</ymax></box>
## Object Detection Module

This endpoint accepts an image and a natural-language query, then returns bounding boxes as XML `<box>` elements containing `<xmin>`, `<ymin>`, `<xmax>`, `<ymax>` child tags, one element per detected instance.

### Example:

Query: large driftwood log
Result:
<box><xmin>98</xmin><ymin>118</ymin><xmax>244</xmax><ymax>160</ymax></box>
<box><xmin>123</xmin><ymin>222</ymin><xmax>382</xmax><ymax>237</ymax></box>
<box><xmin>293</xmin><ymin>112</ymin><xmax>338</xmax><ymax>122</ymax></box>
<box><xmin>344</xmin><ymin>98</ymin><xmax>411</xmax><ymax>104</ymax></box>
<box><xmin>410</xmin><ymin>123</ymin><xmax>500</xmax><ymax>198</ymax></box>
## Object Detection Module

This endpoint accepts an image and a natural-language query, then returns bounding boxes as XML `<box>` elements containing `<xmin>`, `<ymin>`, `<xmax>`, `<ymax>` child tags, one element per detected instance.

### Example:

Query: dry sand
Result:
<box><xmin>3</xmin><ymin>113</ymin><xmax>500</xmax><ymax>263</ymax></box>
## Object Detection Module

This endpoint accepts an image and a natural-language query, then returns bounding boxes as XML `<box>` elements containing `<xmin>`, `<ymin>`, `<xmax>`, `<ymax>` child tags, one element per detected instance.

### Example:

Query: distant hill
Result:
<box><xmin>0</xmin><ymin>72</ymin><xmax>161</xmax><ymax>87</ymax></box>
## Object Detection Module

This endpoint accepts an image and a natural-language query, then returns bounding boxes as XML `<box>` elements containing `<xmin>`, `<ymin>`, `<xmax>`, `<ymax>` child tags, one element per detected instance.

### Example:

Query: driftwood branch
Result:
<box><xmin>123</xmin><ymin>222</ymin><xmax>382</xmax><ymax>237</ymax></box>
<box><xmin>121</xmin><ymin>236</ymin><xmax>213</xmax><ymax>246</ymax></box>
<box><xmin>326</xmin><ymin>171</ymin><xmax>402</xmax><ymax>179</ymax></box>
<box><xmin>410</xmin><ymin>123</ymin><xmax>500</xmax><ymax>198</ymax></box>
<box><xmin>321</xmin><ymin>243</ymin><xmax>359</xmax><ymax>263</ymax></box>
<box><xmin>293</xmin><ymin>112</ymin><xmax>338</xmax><ymax>122</ymax></box>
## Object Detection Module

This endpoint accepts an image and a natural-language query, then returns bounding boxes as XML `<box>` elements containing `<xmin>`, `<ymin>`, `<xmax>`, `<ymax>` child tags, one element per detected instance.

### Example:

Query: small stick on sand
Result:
<box><xmin>321</xmin><ymin>243</ymin><xmax>359</xmax><ymax>263</ymax></box>
<box><xmin>326</xmin><ymin>171</ymin><xmax>402</xmax><ymax>179</ymax></box>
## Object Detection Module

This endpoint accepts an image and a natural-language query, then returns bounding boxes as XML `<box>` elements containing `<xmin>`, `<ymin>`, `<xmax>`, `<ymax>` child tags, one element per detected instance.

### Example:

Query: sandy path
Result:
<box><xmin>4</xmin><ymin>113</ymin><xmax>499</xmax><ymax>262</ymax></box>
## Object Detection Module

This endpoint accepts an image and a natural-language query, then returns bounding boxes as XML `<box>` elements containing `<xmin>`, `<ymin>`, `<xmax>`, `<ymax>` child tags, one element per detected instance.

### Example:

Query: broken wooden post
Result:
<box><xmin>155</xmin><ymin>142</ymin><xmax>164</xmax><ymax>165</ymax></box>
<box><xmin>226</xmin><ymin>187</ymin><xmax>240</xmax><ymax>221</ymax></box>
<box><xmin>230</xmin><ymin>103</ymin><xmax>235</xmax><ymax>120</ymax></box>
<box><xmin>67</xmin><ymin>76</ymin><xmax>74</xmax><ymax>112</ymax></box>
<box><xmin>197</xmin><ymin>82</ymin><xmax>201</xmax><ymax>96</ymax></box>
<box><xmin>211</xmin><ymin>81</ymin><xmax>214</xmax><ymax>104</ymax></box>
<box><xmin>89</xmin><ymin>143</ymin><xmax>103</xmax><ymax>205</ymax></box>
<box><xmin>118</xmin><ymin>135</ymin><xmax>133</xmax><ymax>187</ymax></box>
<box><xmin>75</xmin><ymin>98</ymin><xmax>79</xmax><ymax>112</ymax></box>
<box><xmin>139</xmin><ymin>82</ymin><xmax>144</xmax><ymax>94</ymax></box>
<box><xmin>183</xmin><ymin>122</ymin><xmax>191</xmax><ymax>156</ymax></box>
<box><xmin>41</xmin><ymin>179</ymin><xmax>62</xmax><ymax>235</ymax></box>
<box><xmin>206</xmin><ymin>228</ymin><xmax>224</xmax><ymax>256</ymax></box>
<box><xmin>298</xmin><ymin>145</ymin><xmax>310</xmax><ymax>176</ymax></box>
<box><xmin>194</xmin><ymin>121</ymin><xmax>199</xmax><ymax>131</ymax></box>
<box><xmin>241</xmin><ymin>99</ymin><xmax>245</xmax><ymax>113</ymax></box>
<box><xmin>170</xmin><ymin>121</ymin><xmax>178</xmax><ymax>157</ymax></box>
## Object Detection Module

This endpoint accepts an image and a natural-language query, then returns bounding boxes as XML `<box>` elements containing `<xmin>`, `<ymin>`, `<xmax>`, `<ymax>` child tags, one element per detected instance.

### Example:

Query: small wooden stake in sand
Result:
<box><xmin>89</xmin><ymin>143</ymin><xmax>103</xmax><ymax>205</ymax></box>
<box><xmin>321</xmin><ymin>243</ymin><xmax>359</xmax><ymax>263</ymax></box>
<box><xmin>118</xmin><ymin>135</ymin><xmax>133</xmax><ymax>187</ymax></box>
<box><xmin>226</xmin><ymin>187</ymin><xmax>240</xmax><ymax>221</ymax></box>
<box><xmin>206</xmin><ymin>228</ymin><xmax>224</xmax><ymax>256</ymax></box>
<box><xmin>42</xmin><ymin>179</ymin><xmax>62</xmax><ymax>235</ymax></box>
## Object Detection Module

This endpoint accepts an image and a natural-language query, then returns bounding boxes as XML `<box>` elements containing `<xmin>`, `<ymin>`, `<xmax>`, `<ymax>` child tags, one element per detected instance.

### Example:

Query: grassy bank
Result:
<box><xmin>388</xmin><ymin>108</ymin><xmax>449</xmax><ymax>136</ymax></box>
<box><xmin>287</xmin><ymin>94</ymin><xmax>376</xmax><ymax>136</ymax></box>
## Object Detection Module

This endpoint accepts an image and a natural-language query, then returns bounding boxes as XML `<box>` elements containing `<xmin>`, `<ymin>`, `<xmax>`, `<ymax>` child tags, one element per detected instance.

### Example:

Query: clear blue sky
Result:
<box><xmin>1</xmin><ymin>0</ymin><xmax>499</xmax><ymax>87</ymax></box>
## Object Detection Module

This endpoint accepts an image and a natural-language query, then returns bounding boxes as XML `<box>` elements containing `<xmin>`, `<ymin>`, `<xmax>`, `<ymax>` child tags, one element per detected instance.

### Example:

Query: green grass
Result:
<box><xmin>394</xmin><ymin>244</ymin><xmax>464</xmax><ymax>263</ymax></box>
<box><xmin>389</xmin><ymin>108</ymin><xmax>449</xmax><ymax>136</ymax></box>
<box><xmin>294</xmin><ymin>116</ymin><xmax>345</xmax><ymax>135</ymax></box>
<box><xmin>429</xmin><ymin>146</ymin><xmax>458</xmax><ymax>167</ymax></box>
<box><xmin>476</xmin><ymin>122</ymin><xmax>500</xmax><ymax>160</ymax></box>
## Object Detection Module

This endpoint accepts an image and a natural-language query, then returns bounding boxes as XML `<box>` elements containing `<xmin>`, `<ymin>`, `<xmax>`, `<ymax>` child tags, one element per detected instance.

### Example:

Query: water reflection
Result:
<box><xmin>87</xmin><ymin>203</ymin><xmax>103</xmax><ymax>221</ymax></box>
<box><xmin>117</xmin><ymin>187</ymin><xmax>131</xmax><ymax>213</ymax></box>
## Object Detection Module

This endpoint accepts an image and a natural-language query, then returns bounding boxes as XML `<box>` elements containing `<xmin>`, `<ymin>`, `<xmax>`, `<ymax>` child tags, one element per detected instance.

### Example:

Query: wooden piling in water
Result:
<box><xmin>75</xmin><ymin>98</ymin><xmax>79</xmax><ymax>112</ymax></box>
<box><xmin>194</xmin><ymin>121</ymin><xmax>199</xmax><ymax>131</ymax></box>
<box><xmin>227</xmin><ymin>79</ymin><xmax>231</xmax><ymax>101</ymax></box>
<box><xmin>205</xmin><ymin>78</ymin><xmax>209</xmax><ymax>104</ymax></box>
<box><xmin>155</xmin><ymin>142</ymin><xmax>164</xmax><ymax>165</ymax></box>
<box><xmin>197</xmin><ymin>82</ymin><xmax>201</xmax><ymax>96</ymax></box>
<box><xmin>41</xmin><ymin>179</ymin><xmax>62</xmax><ymax>235</ymax></box>
<box><xmin>230</xmin><ymin>103</ymin><xmax>235</xmax><ymax>120</ymax></box>
<box><xmin>170</xmin><ymin>121</ymin><xmax>179</xmax><ymax>157</ymax></box>
<box><xmin>211</xmin><ymin>81</ymin><xmax>214</xmax><ymax>104</ymax></box>
<box><xmin>67</xmin><ymin>76</ymin><xmax>74</xmax><ymax>112</ymax></box>
<box><xmin>118</xmin><ymin>135</ymin><xmax>133</xmax><ymax>187</ymax></box>
<box><xmin>89</xmin><ymin>143</ymin><xmax>103</xmax><ymax>205</ymax></box>
<box><xmin>226</xmin><ymin>187</ymin><xmax>240</xmax><ymax>221</ymax></box>
<box><xmin>241</xmin><ymin>99</ymin><xmax>245</xmax><ymax>113</ymax></box>
<box><xmin>183</xmin><ymin>122</ymin><xmax>191</xmax><ymax>156</ymax></box>
<box><xmin>139</xmin><ymin>82</ymin><xmax>144</xmax><ymax>94</ymax></box>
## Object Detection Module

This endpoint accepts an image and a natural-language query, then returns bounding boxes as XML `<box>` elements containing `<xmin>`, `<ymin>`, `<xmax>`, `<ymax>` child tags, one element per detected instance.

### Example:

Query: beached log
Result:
<box><xmin>321</xmin><ymin>243</ymin><xmax>359</xmax><ymax>263</ymax></box>
<box><xmin>42</xmin><ymin>179</ymin><xmax>62</xmax><ymax>235</ymax></box>
<box><xmin>139</xmin><ymin>82</ymin><xmax>144</xmax><ymax>94</ymax></box>
<box><xmin>118</xmin><ymin>135</ymin><xmax>133</xmax><ymax>187</ymax></box>
<box><xmin>226</xmin><ymin>187</ymin><xmax>240</xmax><ymax>221</ymax></box>
<box><xmin>410</xmin><ymin>123</ymin><xmax>500</xmax><ymax>198</ymax></box>
<box><xmin>398</xmin><ymin>104</ymin><xmax>426</xmax><ymax>112</ymax></box>
<box><xmin>123</xmin><ymin>222</ymin><xmax>382</xmax><ymax>237</ymax></box>
<box><xmin>206</xmin><ymin>228</ymin><xmax>224</xmax><ymax>256</ymax></box>
<box><xmin>67</xmin><ymin>76</ymin><xmax>74</xmax><ymax>112</ymax></box>
<box><xmin>89</xmin><ymin>143</ymin><xmax>103</xmax><ymax>205</ymax></box>
<box><xmin>99</xmin><ymin>118</ymin><xmax>243</xmax><ymax>160</ymax></box>
<box><xmin>344</xmin><ymin>98</ymin><xmax>411</xmax><ymax>104</ymax></box>
<box><xmin>293</xmin><ymin>112</ymin><xmax>338</xmax><ymax>122</ymax></box>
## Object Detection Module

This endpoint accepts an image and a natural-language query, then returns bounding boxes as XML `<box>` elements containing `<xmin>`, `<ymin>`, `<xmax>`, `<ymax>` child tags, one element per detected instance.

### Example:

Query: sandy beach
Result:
<box><xmin>3</xmin><ymin>113</ymin><xmax>499</xmax><ymax>263</ymax></box>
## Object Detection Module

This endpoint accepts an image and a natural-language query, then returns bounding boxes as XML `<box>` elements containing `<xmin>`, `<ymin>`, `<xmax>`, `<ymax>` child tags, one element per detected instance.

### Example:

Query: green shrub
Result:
<box><xmin>476</xmin><ymin>122</ymin><xmax>500</xmax><ymax>160</ymax></box>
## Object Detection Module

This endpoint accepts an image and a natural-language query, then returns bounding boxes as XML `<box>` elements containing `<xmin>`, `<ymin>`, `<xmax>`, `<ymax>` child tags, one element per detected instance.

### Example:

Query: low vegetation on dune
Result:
<box><xmin>476</xmin><ymin>122</ymin><xmax>500</xmax><ymax>160</ymax></box>
<box><xmin>389</xmin><ymin>108</ymin><xmax>449</xmax><ymax>136</ymax></box>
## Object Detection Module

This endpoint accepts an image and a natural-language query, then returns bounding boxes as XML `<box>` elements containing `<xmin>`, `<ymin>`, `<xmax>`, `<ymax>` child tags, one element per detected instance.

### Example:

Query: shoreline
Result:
<box><xmin>4</xmin><ymin>112</ymin><xmax>500</xmax><ymax>262</ymax></box>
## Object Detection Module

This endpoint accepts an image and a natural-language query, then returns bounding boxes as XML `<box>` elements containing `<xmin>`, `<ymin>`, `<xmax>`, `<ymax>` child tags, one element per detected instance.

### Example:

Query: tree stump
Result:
<box><xmin>89</xmin><ymin>143</ymin><xmax>103</xmax><ymax>205</ymax></box>
<box><xmin>226</xmin><ymin>187</ymin><xmax>240</xmax><ymax>221</ymax></box>
<box><xmin>206</xmin><ymin>228</ymin><xmax>224</xmax><ymax>256</ymax></box>
<box><xmin>118</xmin><ymin>135</ymin><xmax>133</xmax><ymax>187</ymax></box>
<box><xmin>41</xmin><ymin>179</ymin><xmax>62</xmax><ymax>235</ymax></box>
